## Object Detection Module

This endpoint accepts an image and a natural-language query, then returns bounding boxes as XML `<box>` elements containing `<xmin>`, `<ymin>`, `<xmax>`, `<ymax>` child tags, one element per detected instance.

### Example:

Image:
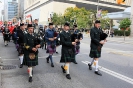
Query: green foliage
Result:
<box><xmin>119</xmin><ymin>18</ymin><xmax>131</xmax><ymax>30</ymax></box>
<box><xmin>53</xmin><ymin>7</ymin><xmax>110</xmax><ymax>29</ymax></box>
<box><xmin>52</xmin><ymin>13</ymin><xmax>65</xmax><ymax>26</ymax></box>
<box><xmin>114</xmin><ymin>30</ymin><xmax>130</xmax><ymax>36</ymax></box>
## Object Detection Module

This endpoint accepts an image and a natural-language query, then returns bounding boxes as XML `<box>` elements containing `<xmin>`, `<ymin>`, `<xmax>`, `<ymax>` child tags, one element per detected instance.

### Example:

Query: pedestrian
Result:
<box><xmin>23</xmin><ymin>24</ymin><xmax>43</xmax><ymax>82</ymax></box>
<box><xmin>44</xmin><ymin>25</ymin><xmax>48</xmax><ymax>50</ymax></box>
<box><xmin>17</xmin><ymin>23</ymin><xmax>25</xmax><ymax>68</ymax></box>
<box><xmin>45</xmin><ymin>23</ymin><xmax>58</xmax><ymax>67</ymax></box>
<box><xmin>88</xmin><ymin>20</ymin><xmax>107</xmax><ymax>76</ymax></box>
<box><xmin>2</xmin><ymin>26</ymin><xmax>10</xmax><ymax>46</ymax></box>
<box><xmin>55</xmin><ymin>27</ymin><xmax>60</xmax><ymax>54</ymax></box>
<box><xmin>60</xmin><ymin>22</ymin><xmax>76</xmax><ymax>79</ymax></box>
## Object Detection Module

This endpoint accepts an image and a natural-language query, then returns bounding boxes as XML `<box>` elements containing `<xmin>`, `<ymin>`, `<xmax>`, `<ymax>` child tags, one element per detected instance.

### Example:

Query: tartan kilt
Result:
<box><xmin>75</xmin><ymin>45</ymin><xmax>80</xmax><ymax>54</ymax></box>
<box><xmin>18</xmin><ymin>45</ymin><xmax>24</xmax><ymax>55</ymax></box>
<box><xmin>60</xmin><ymin>53</ymin><xmax>75</xmax><ymax>63</ymax></box>
<box><xmin>89</xmin><ymin>48</ymin><xmax>101</xmax><ymax>58</ymax></box>
<box><xmin>23</xmin><ymin>52</ymin><xmax>38</xmax><ymax>67</ymax></box>
<box><xmin>4</xmin><ymin>34</ymin><xmax>10</xmax><ymax>41</ymax></box>
<box><xmin>56</xmin><ymin>39</ymin><xmax>60</xmax><ymax>46</ymax></box>
<box><xmin>46</xmin><ymin>45</ymin><xmax>56</xmax><ymax>54</ymax></box>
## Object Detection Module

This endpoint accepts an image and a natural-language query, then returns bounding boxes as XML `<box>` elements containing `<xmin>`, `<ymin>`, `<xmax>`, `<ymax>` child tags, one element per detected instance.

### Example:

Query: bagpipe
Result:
<box><xmin>70</xmin><ymin>30</ymin><xmax>83</xmax><ymax>42</ymax></box>
<box><xmin>100</xmin><ymin>33</ymin><xmax>108</xmax><ymax>40</ymax></box>
<box><xmin>50</xmin><ymin>31</ymin><xmax>58</xmax><ymax>49</ymax></box>
<box><xmin>70</xmin><ymin>30</ymin><xmax>83</xmax><ymax>50</ymax></box>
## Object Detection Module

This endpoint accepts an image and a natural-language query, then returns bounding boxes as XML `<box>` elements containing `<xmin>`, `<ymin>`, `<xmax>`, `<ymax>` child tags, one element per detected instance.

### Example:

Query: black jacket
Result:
<box><xmin>17</xmin><ymin>29</ymin><xmax>24</xmax><ymax>44</ymax></box>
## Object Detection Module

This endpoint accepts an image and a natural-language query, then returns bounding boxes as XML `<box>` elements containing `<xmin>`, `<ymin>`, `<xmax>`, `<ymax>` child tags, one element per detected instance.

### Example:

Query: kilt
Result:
<box><xmin>75</xmin><ymin>45</ymin><xmax>80</xmax><ymax>54</ymax></box>
<box><xmin>60</xmin><ymin>53</ymin><xmax>75</xmax><ymax>63</ymax></box>
<box><xmin>4</xmin><ymin>34</ymin><xmax>10</xmax><ymax>41</ymax></box>
<box><xmin>56</xmin><ymin>39</ymin><xmax>60</xmax><ymax>46</ymax></box>
<box><xmin>89</xmin><ymin>48</ymin><xmax>101</xmax><ymax>58</ymax></box>
<box><xmin>23</xmin><ymin>53</ymin><xmax>38</xmax><ymax>67</ymax></box>
<box><xmin>46</xmin><ymin>45</ymin><xmax>56</xmax><ymax>54</ymax></box>
<box><xmin>15</xmin><ymin>44</ymin><xmax>19</xmax><ymax>50</ymax></box>
<box><xmin>18</xmin><ymin>44</ymin><xmax>24</xmax><ymax>55</ymax></box>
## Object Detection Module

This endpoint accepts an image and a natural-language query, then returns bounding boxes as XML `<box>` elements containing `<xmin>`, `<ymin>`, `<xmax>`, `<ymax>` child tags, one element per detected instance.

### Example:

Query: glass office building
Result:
<box><xmin>8</xmin><ymin>1</ymin><xmax>18</xmax><ymax>20</ymax></box>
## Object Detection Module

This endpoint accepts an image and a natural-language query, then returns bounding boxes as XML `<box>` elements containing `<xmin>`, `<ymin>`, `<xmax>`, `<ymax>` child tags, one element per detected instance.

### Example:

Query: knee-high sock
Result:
<box><xmin>94</xmin><ymin>60</ymin><xmax>99</xmax><ymax>71</ymax></box>
<box><xmin>4</xmin><ymin>41</ymin><xmax>7</xmax><ymax>45</ymax></box>
<box><xmin>49</xmin><ymin>55</ymin><xmax>53</xmax><ymax>64</ymax></box>
<box><xmin>65</xmin><ymin>63</ymin><xmax>70</xmax><ymax>74</ymax></box>
<box><xmin>90</xmin><ymin>59</ymin><xmax>94</xmax><ymax>66</ymax></box>
<box><xmin>19</xmin><ymin>55</ymin><xmax>24</xmax><ymax>64</ymax></box>
<box><xmin>28</xmin><ymin>67</ymin><xmax>32</xmax><ymax>77</ymax></box>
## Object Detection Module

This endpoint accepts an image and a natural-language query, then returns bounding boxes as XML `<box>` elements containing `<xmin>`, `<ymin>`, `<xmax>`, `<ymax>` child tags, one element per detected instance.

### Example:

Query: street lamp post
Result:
<box><xmin>97</xmin><ymin>0</ymin><xmax>100</xmax><ymax>13</ymax></box>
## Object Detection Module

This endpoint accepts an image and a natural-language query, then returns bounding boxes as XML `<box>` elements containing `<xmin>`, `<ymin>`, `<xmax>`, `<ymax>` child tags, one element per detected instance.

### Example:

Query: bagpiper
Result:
<box><xmin>3</xmin><ymin>26</ymin><xmax>10</xmax><ymax>46</ymax></box>
<box><xmin>71</xmin><ymin>24</ymin><xmax>83</xmax><ymax>64</ymax></box>
<box><xmin>88</xmin><ymin>20</ymin><xmax>107</xmax><ymax>76</ymax></box>
<box><xmin>45</xmin><ymin>23</ymin><xmax>58</xmax><ymax>67</ymax></box>
<box><xmin>60</xmin><ymin>22</ymin><xmax>76</xmax><ymax>79</ymax></box>
<box><xmin>17</xmin><ymin>23</ymin><xmax>25</xmax><ymax>68</ymax></box>
<box><xmin>23</xmin><ymin>24</ymin><xmax>44</xmax><ymax>82</ymax></box>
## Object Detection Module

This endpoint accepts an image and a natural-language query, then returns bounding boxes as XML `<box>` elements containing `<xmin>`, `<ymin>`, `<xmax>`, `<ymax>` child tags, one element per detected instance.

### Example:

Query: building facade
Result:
<box><xmin>8</xmin><ymin>1</ymin><xmax>18</xmax><ymax>20</ymax></box>
<box><xmin>3</xmin><ymin>0</ymin><xmax>18</xmax><ymax>21</ymax></box>
<box><xmin>24</xmin><ymin>0</ymin><xmax>131</xmax><ymax>25</ymax></box>
<box><xmin>18</xmin><ymin>0</ymin><xmax>24</xmax><ymax>19</ymax></box>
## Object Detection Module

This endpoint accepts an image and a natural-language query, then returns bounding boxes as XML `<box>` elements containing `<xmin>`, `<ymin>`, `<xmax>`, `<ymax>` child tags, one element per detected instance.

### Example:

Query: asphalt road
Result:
<box><xmin>0</xmin><ymin>34</ymin><xmax>133</xmax><ymax>88</ymax></box>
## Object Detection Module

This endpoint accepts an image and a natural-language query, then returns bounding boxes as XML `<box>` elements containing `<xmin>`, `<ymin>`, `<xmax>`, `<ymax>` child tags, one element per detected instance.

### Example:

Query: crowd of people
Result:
<box><xmin>0</xmin><ymin>19</ymin><xmax>107</xmax><ymax>83</ymax></box>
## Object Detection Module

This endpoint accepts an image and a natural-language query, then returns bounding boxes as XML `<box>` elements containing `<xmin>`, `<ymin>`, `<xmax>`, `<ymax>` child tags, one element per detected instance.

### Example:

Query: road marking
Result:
<box><xmin>109</xmin><ymin>52</ymin><xmax>133</xmax><ymax>58</ymax></box>
<box><xmin>82</xmin><ymin>61</ymin><xmax>133</xmax><ymax>85</ymax></box>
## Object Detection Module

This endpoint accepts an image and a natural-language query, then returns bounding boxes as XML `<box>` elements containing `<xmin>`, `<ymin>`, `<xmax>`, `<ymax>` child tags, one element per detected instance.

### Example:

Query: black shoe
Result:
<box><xmin>46</xmin><ymin>57</ymin><xmax>49</xmax><ymax>63</ymax></box>
<box><xmin>20</xmin><ymin>64</ymin><xmax>23</xmax><ymax>68</ymax></box>
<box><xmin>7</xmin><ymin>44</ymin><xmax>8</xmax><ymax>46</ymax></box>
<box><xmin>61</xmin><ymin>66</ymin><xmax>66</xmax><ymax>73</ymax></box>
<box><xmin>88</xmin><ymin>63</ymin><xmax>92</xmax><ymax>70</ymax></box>
<box><xmin>66</xmin><ymin>74</ymin><xmax>71</xmax><ymax>79</ymax></box>
<box><xmin>51</xmin><ymin>63</ymin><xmax>54</xmax><ymax>67</ymax></box>
<box><xmin>32</xmin><ymin>70</ymin><xmax>33</xmax><ymax>76</ymax></box>
<box><xmin>29</xmin><ymin>76</ymin><xmax>32</xmax><ymax>82</ymax></box>
<box><xmin>95</xmin><ymin>71</ymin><xmax>102</xmax><ymax>76</ymax></box>
<box><xmin>56</xmin><ymin>52</ymin><xmax>58</xmax><ymax>54</ymax></box>
<box><xmin>73</xmin><ymin>61</ymin><xmax>78</xmax><ymax>64</ymax></box>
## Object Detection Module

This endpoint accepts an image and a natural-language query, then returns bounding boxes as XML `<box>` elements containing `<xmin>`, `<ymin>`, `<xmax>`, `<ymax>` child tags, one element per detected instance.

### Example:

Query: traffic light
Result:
<box><xmin>117</xmin><ymin>0</ymin><xmax>125</xmax><ymax>4</ymax></box>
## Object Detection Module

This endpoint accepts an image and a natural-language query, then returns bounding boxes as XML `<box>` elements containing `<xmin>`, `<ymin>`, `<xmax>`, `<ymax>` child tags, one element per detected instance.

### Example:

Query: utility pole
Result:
<box><xmin>4</xmin><ymin>0</ymin><xmax>8</xmax><ymax>21</ymax></box>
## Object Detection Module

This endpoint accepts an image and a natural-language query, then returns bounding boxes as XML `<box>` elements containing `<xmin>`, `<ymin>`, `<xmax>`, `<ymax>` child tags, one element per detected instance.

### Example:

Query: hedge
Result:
<box><xmin>114</xmin><ymin>30</ymin><xmax>130</xmax><ymax>36</ymax></box>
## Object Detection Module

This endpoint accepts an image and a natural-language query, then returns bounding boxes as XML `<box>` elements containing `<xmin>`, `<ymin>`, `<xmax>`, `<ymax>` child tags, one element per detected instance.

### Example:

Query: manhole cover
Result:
<box><xmin>0</xmin><ymin>65</ymin><xmax>17</xmax><ymax>70</ymax></box>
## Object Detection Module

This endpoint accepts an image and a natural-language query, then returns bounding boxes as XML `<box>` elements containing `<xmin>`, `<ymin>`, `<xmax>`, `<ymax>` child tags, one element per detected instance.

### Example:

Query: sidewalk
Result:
<box><xmin>83</xmin><ymin>33</ymin><xmax>133</xmax><ymax>44</ymax></box>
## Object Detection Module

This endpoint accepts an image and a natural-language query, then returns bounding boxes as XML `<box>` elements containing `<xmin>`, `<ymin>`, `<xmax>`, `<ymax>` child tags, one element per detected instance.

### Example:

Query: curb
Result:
<box><xmin>108</xmin><ymin>40</ymin><xmax>133</xmax><ymax>44</ymax></box>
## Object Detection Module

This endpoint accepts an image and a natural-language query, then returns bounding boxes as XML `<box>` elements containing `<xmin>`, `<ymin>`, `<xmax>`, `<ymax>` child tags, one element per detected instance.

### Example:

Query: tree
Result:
<box><xmin>52</xmin><ymin>13</ymin><xmax>65</xmax><ymax>27</ymax></box>
<box><xmin>119</xmin><ymin>18</ymin><xmax>131</xmax><ymax>40</ymax></box>
<box><xmin>64</xmin><ymin>7</ymin><xmax>91</xmax><ymax>29</ymax></box>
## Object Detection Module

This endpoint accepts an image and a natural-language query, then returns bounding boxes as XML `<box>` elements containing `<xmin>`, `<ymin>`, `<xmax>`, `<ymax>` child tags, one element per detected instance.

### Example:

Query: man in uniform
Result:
<box><xmin>23</xmin><ymin>24</ymin><xmax>43</xmax><ymax>82</ymax></box>
<box><xmin>88</xmin><ymin>20</ymin><xmax>106</xmax><ymax>76</ymax></box>
<box><xmin>34</xmin><ymin>19</ymin><xmax>39</xmax><ymax>34</ymax></box>
<box><xmin>60</xmin><ymin>22</ymin><xmax>76</xmax><ymax>79</ymax></box>
<box><xmin>17</xmin><ymin>23</ymin><xmax>25</xmax><ymax>68</ymax></box>
<box><xmin>72</xmin><ymin>24</ymin><xmax>83</xmax><ymax>64</ymax></box>
<box><xmin>45</xmin><ymin>23</ymin><xmax>58</xmax><ymax>67</ymax></box>
<box><xmin>3</xmin><ymin>26</ymin><xmax>10</xmax><ymax>46</ymax></box>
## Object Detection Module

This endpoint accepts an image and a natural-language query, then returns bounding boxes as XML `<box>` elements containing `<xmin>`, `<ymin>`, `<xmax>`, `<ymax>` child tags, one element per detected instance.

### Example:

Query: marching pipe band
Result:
<box><xmin>1</xmin><ymin>19</ymin><xmax>108</xmax><ymax>82</ymax></box>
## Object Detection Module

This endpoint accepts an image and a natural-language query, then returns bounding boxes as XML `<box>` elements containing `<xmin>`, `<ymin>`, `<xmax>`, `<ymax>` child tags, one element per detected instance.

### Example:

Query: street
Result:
<box><xmin>0</xmin><ymin>34</ymin><xmax>133</xmax><ymax>88</ymax></box>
